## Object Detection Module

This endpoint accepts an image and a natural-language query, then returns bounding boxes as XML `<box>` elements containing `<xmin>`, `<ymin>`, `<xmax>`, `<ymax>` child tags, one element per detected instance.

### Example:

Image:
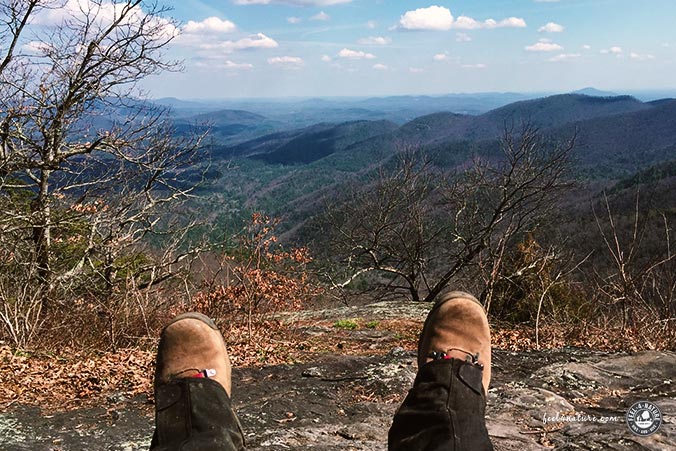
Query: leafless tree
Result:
<box><xmin>0</xmin><ymin>1</ymin><xmax>206</xmax><ymax>343</ymax></box>
<box><xmin>592</xmin><ymin>191</ymin><xmax>675</xmax><ymax>332</ymax></box>
<box><xmin>325</xmin><ymin>125</ymin><xmax>575</xmax><ymax>305</ymax></box>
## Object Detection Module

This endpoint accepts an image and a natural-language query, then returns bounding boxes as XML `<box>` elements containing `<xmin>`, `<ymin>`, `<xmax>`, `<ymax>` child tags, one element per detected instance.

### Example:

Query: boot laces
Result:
<box><xmin>428</xmin><ymin>348</ymin><xmax>483</xmax><ymax>368</ymax></box>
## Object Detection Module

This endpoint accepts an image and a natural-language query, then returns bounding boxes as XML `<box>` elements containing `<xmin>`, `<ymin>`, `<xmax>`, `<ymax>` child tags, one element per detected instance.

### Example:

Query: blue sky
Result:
<box><xmin>143</xmin><ymin>0</ymin><xmax>675</xmax><ymax>98</ymax></box>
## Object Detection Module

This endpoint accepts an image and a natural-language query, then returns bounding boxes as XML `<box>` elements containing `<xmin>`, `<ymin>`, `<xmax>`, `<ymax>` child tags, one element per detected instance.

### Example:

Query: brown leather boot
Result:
<box><xmin>417</xmin><ymin>291</ymin><xmax>491</xmax><ymax>393</ymax></box>
<box><xmin>389</xmin><ymin>291</ymin><xmax>493</xmax><ymax>450</ymax></box>
<box><xmin>154</xmin><ymin>312</ymin><xmax>232</xmax><ymax>395</ymax></box>
<box><xmin>151</xmin><ymin>312</ymin><xmax>245</xmax><ymax>451</ymax></box>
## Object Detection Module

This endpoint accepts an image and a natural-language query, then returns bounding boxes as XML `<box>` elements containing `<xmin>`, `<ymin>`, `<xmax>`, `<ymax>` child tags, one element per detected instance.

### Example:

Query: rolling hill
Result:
<box><xmin>188</xmin><ymin>93</ymin><xmax>676</xmax><ymax>240</ymax></box>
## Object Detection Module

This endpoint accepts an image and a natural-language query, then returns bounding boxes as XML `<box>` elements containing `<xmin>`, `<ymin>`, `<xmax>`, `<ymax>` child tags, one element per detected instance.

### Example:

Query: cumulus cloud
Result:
<box><xmin>409</xmin><ymin>67</ymin><xmax>424</xmax><ymax>73</ymax></box>
<box><xmin>357</xmin><ymin>36</ymin><xmax>391</xmax><ymax>45</ymax></box>
<box><xmin>461</xmin><ymin>63</ymin><xmax>486</xmax><ymax>69</ymax></box>
<box><xmin>338</xmin><ymin>48</ymin><xmax>376</xmax><ymax>59</ymax></box>
<box><xmin>197</xmin><ymin>33</ymin><xmax>279</xmax><ymax>53</ymax></box>
<box><xmin>549</xmin><ymin>53</ymin><xmax>580</xmax><ymax>62</ymax></box>
<box><xmin>367</xmin><ymin>20</ymin><xmax>377</xmax><ymax>29</ymax></box>
<box><xmin>196</xmin><ymin>59</ymin><xmax>254</xmax><ymax>70</ymax></box>
<box><xmin>321</xmin><ymin>54</ymin><xmax>332</xmax><ymax>62</ymax></box>
<box><xmin>373</xmin><ymin>63</ymin><xmax>388</xmax><ymax>70</ymax></box>
<box><xmin>600</xmin><ymin>46</ymin><xmax>622</xmax><ymax>54</ymax></box>
<box><xmin>287</xmin><ymin>16</ymin><xmax>302</xmax><ymax>24</ymax></box>
<box><xmin>538</xmin><ymin>22</ymin><xmax>564</xmax><ymax>33</ymax></box>
<box><xmin>234</xmin><ymin>0</ymin><xmax>351</xmax><ymax>5</ymax></box>
<box><xmin>582</xmin><ymin>44</ymin><xmax>592</xmax><ymax>50</ymax></box>
<box><xmin>456</xmin><ymin>32</ymin><xmax>472</xmax><ymax>42</ymax></box>
<box><xmin>399</xmin><ymin>5</ymin><xmax>454</xmax><ymax>31</ymax></box>
<box><xmin>629</xmin><ymin>52</ymin><xmax>654</xmax><ymax>61</ymax></box>
<box><xmin>311</xmin><ymin>11</ymin><xmax>330</xmax><ymax>21</ymax></box>
<box><xmin>221</xmin><ymin>60</ymin><xmax>254</xmax><ymax>69</ymax></box>
<box><xmin>433</xmin><ymin>53</ymin><xmax>448</xmax><ymax>61</ymax></box>
<box><xmin>525</xmin><ymin>38</ymin><xmax>563</xmax><ymax>52</ymax></box>
<box><xmin>398</xmin><ymin>6</ymin><xmax>526</xmax><ymax>31</ymax></box>
<box><xmin>34</xmin><ymin>0</ymin><xmax>137</xmax><ymax>24</ymax></box>
<box><xmin>454</xmin><ymin>16</ymin><xmax>526</xmax><ymax>29</ymax></box>
<box><xmin>22</xmin><ymin>41</ymin><xmax>53</xmax><ymax>54</ymax></box>
<box><xmin>268</xmin><ymin>56</ymin><xmax>304</xmax><ymax>67</ymax></box>
<box><xmin>184</xmin><ymin>17</ymin><xmax>236</xmax><ymax>34</ymax></box>
<box><xmin>33</xmin><ymin>0</ymin><xmax>178</xmax><ymax>38</ymax></box>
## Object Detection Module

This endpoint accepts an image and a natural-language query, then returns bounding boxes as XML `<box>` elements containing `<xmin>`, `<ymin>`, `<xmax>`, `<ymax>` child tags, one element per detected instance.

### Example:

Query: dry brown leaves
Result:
<box><xmin>0</xmin><ymin>346</ymin><xmax>154</xmax><ymax>412</ymax></box>
<box><xmin>491</xmin><ymin>322</ymin><xmax>674</xmax><ymax>352</ymax></box>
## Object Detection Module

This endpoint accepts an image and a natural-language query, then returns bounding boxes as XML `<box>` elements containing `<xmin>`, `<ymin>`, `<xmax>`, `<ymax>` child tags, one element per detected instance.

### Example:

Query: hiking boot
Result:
<box><xmin>417</xmin><ymin>291</ymin><xmax>491</xmax><ymax>393</ymax></box>
<box><xmin>389</xmin><ymin>291</ymin><xmax>493</xmax><ymax>451</ymax></box>
<box><xmin>155</xmin><ymin>312</ymin><xmax>232</xmax><ymax>395</ymax></box>
<box><xmin>150</xmin><ymin>312</ymin><xmax>245</xmax><ymax>451</ymax></box>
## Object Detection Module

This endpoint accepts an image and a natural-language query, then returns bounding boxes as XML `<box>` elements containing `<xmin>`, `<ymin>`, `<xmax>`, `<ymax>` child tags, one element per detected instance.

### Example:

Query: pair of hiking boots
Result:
<box><xmin>150</xmin><ymin>291</ymin><xmax>493</xmax><ymax>450</ymax></box>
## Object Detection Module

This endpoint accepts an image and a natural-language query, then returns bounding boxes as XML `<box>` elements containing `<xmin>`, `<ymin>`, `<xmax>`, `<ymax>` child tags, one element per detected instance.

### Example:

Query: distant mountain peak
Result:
<box><xmin>572</xmin><ymin>87</ymin><xmax>619</xmax><ymax>97</ymax></box>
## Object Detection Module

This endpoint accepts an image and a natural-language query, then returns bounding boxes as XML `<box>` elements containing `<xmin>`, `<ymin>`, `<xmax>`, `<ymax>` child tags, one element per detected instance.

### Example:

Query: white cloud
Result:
<box><xmin>287</xmin><ymin>17</ymin><xmax>302</xmax><ymax>24</ymax></box>
<box><xmin>525</xmin><ymin>38</ymin><xmax>563</xmax><ymax>52</ymax></box>
<box><xmin>196</xmin><ymin>59</ymin><xmax>254</xmax><ymax>70</ymax></box>
<box><xmin>433</xmin><ymin>53</ymin><xmax>448</xmax><ymax>61</ymax></box>
<box><xmin>409</xmin><ymin>67</ymin><xmax>424</xmax><ymax>73</ymax></box>
<box><xmin>234</xmin><ymin>0</ymin><xmax>351</xmax><ymax>5</ymax></box>
<box><xmin>338</xmin><ymin>48</ymin><xmax>376</xmax><ymax>59</ymax></box>
<box><xmin>197</xmin><ymin>33</ymin><xmax>279</xmax><ymax>53</ymax></box>
<box><xmin>399</xmin><ymin>7</ymin><xmax>526</xmax><ymax>31</ymax></box>
<box><xmin>367</xmin><ymin>20</ymin><xmax>377</xmax><ymax>29</ymax></box>
<box><xmin>34</xmin><ymin>0</ymin><xmax>136</xmax><ymax>25</ymax></box>
<box><xmin>452</xmin><ymin>15</ymin><xmax>478</xmax><ymax>30</ymax></box>
<box><xmin>456</xmin><ymin>16</ymin><xmax>526</xmax><ymax>29</ymax></box>
<box><xmin>485</xmin><ymin>17</ymin><xmax>527</xmax><ymax>29</ymax></box>
<box><xmin>399</xmin><ymin>6</ymin><xmax>454</xmax><ymax>31</ymax></box>
<box><xmin>184</xmin><ymin>17</ymin><xmax>236</xmax><ymax>34</ymax></box>
<box><xmin>32</xmin><ymin>0</ymin><xmax>178</xmax><ymax>39</ymax></box>
<box><xmin>582</xmin><ymin>44</ymin><xmax>592</xmax><ymax>50</ymax></box>
<box><xmin>600</xmin><ymin>46</ymin><xmax>622</xmax><ymax>54</ymax></box>
<box><xmin>22</xmin><ymin>41</ymin><xmax>53</xmax><ymax>54</ymax></box>
<box><xmin>534</xmin><ymin>0</ymin><xmax>560</xmax><ymax>2</ymax></box>
<box><xmin>268</xmin><ymin>56</ymin><xmax>304</xmax><ymax>67</ymax></box>
<box><xmin>311</xmin><ymin>11</ymin><xmax>330</xmax><ymax>21</ymax></box>
<box><xmin>629</xmin><ymin>52</ymin><xmax>655</xmax><ymax>61</ymax></box>
<box><xmin>321</xmin><ymin>54</ymin><xmax>332</xmax><ymax>62</ymax></box>
<box><xmin>456</xmin><ymin>32</ymin><xmax>472</xmax><ymax>42</ymax></box>
<box><xmin>538</xmin><ymin>22</ymin><xmax>564</xmax><ymax>33</ymax></box>
<box><xmin>549</xmin><ymin>53</ymin><xmax>580</xmax><ymax>62</ymax></box>
<box><xmin>461</xmin><ymin>63</ymin><xmax>486</xmax><ymax>69</ymax></box>
<box><xmin>373</xmin><ymin>63</ymin><xmax>388</xmax><ymax>70</ymax></box>
<box><xmin>357</xmin><ymin>36</ymin><xmax>391</xmax><ymax>45</ymax></box>
<box><xmin>222</xmin><ymin>60</ymin><xmax>254</xmax><ymax>69</ymax></box>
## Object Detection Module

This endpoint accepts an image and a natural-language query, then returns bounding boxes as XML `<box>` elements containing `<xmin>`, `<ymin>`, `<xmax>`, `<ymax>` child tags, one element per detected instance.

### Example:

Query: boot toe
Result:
<box><xmin>155</xmin><ymin>312</ymin><xmax>232</xmax><ymax>396</ymax></box>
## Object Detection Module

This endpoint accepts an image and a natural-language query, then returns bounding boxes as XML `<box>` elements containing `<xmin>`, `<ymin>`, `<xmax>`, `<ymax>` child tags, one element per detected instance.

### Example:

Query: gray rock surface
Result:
<box><xmin>1</xmin><ymin>349</ymin><xmax>673</xmax><ymax>450</ymax></box>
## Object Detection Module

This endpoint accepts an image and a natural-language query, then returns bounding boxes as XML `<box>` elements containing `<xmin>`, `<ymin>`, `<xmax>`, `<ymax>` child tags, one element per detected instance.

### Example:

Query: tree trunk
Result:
<box><xmin>33</xmin><ymin>169</ymin><xmax>52</xmax><ymax>295</ymax></box>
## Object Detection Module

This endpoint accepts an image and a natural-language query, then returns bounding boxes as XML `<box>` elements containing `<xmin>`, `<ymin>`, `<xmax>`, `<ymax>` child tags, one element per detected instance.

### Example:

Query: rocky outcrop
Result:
<box><xmin>2</xmin><ymin>348</ymin><xmax>673</xmax><ymax>450</ymax></box>
<box><xmin>2</xmin><ymin>301</ymin><xmax>673</xmax><ymax>449</ymax></box>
